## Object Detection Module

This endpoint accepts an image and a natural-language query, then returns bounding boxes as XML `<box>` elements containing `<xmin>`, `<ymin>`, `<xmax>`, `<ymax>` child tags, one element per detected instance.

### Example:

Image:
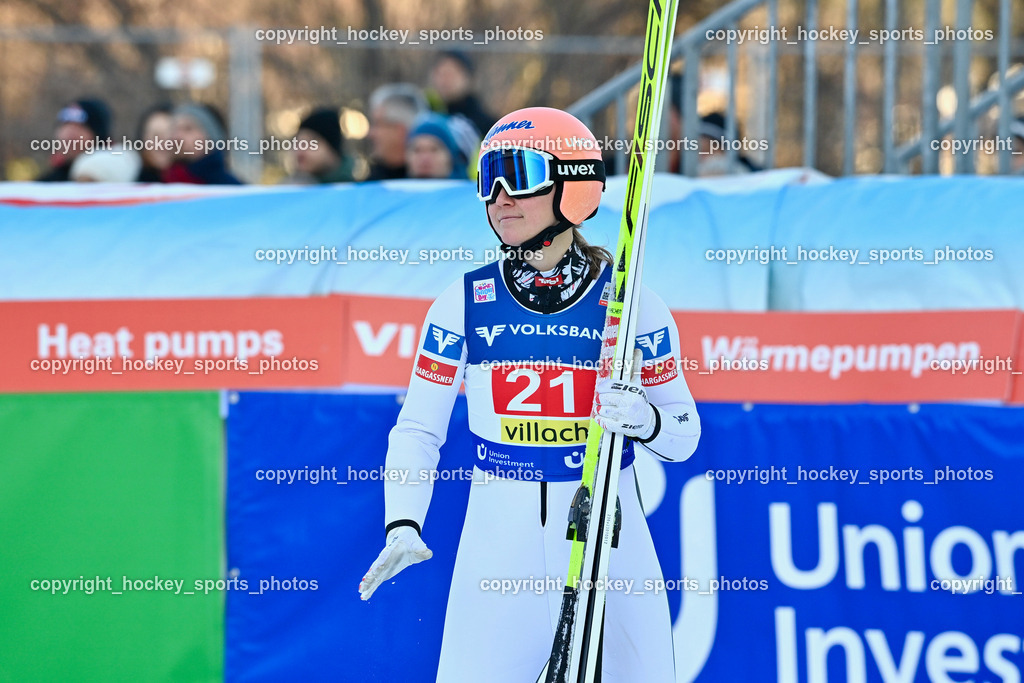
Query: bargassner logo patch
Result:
<box><xmin>475</xmin><ymin>323</ymin><xmax>603</xmax><ymax>347</ymax></box>
<box><xmin>414</xmin><ymin>354</ymin><xmax>456</xmax><ymax>385</ymax></box>
<box><xmin>641</xmin><ymin>360</ymin><xmax>679</xmax><ymax>387</ymax></box>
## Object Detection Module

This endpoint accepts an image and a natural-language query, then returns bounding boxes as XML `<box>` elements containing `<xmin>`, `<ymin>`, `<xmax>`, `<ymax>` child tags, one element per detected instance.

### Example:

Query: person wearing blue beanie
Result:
<box><xmin>405</xmin><ymin>114</ymin><xmax>468</xmax><ymax>180</ymax></box>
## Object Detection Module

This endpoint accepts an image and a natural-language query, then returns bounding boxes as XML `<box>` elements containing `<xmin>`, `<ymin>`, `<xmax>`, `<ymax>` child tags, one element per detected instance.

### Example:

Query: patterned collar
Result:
<box><xmin>502</xmin><ymin>240</ymin><xmax>592</xmax><ymax>313</ymax></box>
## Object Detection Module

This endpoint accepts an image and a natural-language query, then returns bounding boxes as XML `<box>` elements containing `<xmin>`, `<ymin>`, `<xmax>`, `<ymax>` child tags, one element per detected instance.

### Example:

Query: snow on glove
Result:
<box><xmin>359</xmin><ymin>525</ymin><xmax>433</xmax><ymax>601</ymax></box>
<box><xmin>595</xmin><ymin>377</ymin><xmax>657</xmax><ymax>440</ymax></box>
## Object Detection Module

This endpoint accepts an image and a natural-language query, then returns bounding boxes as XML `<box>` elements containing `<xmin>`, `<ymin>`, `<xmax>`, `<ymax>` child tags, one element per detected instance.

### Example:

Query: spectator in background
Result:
<box><xmin>1011</xmin><ymin>117</ymin><xmax>1024</xmax><ymax>174</ymax></box>
<box><xmin>366</xmin><ymin>84</ymin><xmax>428</xmax><ymax>180</ymax></box>
<box><xmin>70</xmin><ymin>148</ymin><xmax>142</xmax><ymax>182</ymax></box>
<box><xmin>666</xmin><ymin>74</ymin><xmax>684</xmax><ymax>175</ymax></box>
<box><xmin>290</xmin><ymin>107</ymin><xmax>355</xmax><ymax>184</ymax></box>
<box><xmin>427</xmin><ymin>51</ymin><xmax>495</xmax><ymax>139</ymax></box>
<box><xmin>663</xmin><ymin>78</ymin><xmax>760</xmax><ymax>177</ymax></box>
<box><xmin>406</xmin><ymin>114</ymin><xmax>468</xmax><ymax>180</ymax></box>
<box><xmin>37</xmin><ymin>98</ymin><xmax>112</xmax><ymax>182</ymax></box>
<box><xmin>135</xmin><ymin>103</ymin><xmax>174</xmax><ymax>182</ymax></box>
<box><xmin>445</xmin><ymin>114</ymin><xmax>482</xmax><ymax>180</ymax></box>
<box><xmin>163</xmin><ymin>103</ymin><xmax>242</xmax><ymax>185</ymax></box>
<box><xmin>697</xmin><ymin>112</ymin><xmax>761</xmax><ymax>176</ymax></box>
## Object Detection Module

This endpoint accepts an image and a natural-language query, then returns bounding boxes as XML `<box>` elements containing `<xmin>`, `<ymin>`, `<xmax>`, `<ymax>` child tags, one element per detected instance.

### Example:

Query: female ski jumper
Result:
<box><xmin>360</xmin><ymin>107</ymin><xmax>700</xmax><ymax>683</ymax></box>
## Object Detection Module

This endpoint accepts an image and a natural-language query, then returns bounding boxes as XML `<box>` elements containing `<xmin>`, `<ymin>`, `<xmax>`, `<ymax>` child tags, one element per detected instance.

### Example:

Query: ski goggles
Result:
<box><xmin>477</xmin><ymin>146</ymin><xmax>605</xmax><ymax>202</ymax></box>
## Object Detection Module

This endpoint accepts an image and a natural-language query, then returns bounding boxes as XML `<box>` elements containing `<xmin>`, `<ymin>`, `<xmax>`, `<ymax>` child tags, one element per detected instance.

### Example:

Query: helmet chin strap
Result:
<box><xmin>493</xmin><ymin>218</ymin><xmax>575</xmax><ymax>261</ymax></box>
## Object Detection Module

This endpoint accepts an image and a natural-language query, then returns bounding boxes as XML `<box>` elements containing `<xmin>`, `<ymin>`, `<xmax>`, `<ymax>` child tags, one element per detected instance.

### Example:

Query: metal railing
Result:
<box><xmin>5</xmin><ymin>7</ymin><xmax>1023</xmax><ymax>180</ymax></box>
<box><xmin>568</xmin><ymin>0</ymin><xmax>1024</xmax><ymax>176</ymax></box>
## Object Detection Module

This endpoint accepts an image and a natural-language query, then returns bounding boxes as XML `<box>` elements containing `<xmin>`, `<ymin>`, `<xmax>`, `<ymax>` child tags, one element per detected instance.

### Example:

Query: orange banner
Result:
<box><xmin>675</xmin><ymin>310</ymin><xmax>1021</xmax><ymax>403</ymax></box>
<box><xmin>2</xmin><ymin>295</ymin><xmax>1021</xmax><ymax>404</ymax></box>
<box><xmin>0</xmin><ymin>297</ymin><xmax>345</xmax><ymax>392</ymax></box>
<box><xmin>343</xmin><ymin>295</ymin><xmax>431</xmax><ymax>389</ymax></box>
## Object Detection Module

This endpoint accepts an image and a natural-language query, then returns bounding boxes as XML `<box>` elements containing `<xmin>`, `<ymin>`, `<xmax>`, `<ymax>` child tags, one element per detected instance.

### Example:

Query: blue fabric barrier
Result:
<box><xmin>225</xmin><ymin>395</ymin><xmax>1024</xmax><ymax>682</ymax></box>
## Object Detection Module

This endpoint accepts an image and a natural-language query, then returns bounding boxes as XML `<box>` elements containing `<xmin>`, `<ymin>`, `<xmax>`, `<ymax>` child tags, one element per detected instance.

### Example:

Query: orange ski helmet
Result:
<box><xmin>478</xmin><ymin>107</ymin><xmax>606</xmax><ymax>250</ymax></box>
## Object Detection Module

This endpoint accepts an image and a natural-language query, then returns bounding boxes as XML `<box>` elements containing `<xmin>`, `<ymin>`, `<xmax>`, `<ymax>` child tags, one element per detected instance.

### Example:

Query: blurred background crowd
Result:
<box><xmin>30</xmin><ymin>51</ymin><xmax>498</xmax><ymax>186</ymax></box>
<box><xmin>2</xmin><ymin>0</ymin><xmax>1023</xmax><ymax>184</ymax></box>
<box><xmin>25</xmin><ymin>51</ymin><xmax>780</xmax><ymax>186</ymax></box>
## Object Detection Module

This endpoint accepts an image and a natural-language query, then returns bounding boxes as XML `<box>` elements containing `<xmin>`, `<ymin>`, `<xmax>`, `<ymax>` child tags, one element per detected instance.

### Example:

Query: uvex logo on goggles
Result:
<box><xmin>477</xmin><ymin>147</ymin><xmax>606</xmax><ymax>202</ymax></box>
<box><xmin>555</xmin><ymin>163</ymin><xmax>599</xmax><ymax>177</ymax></box>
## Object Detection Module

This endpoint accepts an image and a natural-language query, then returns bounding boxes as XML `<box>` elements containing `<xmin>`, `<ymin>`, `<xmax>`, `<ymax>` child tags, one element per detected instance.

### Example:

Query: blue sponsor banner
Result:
<box><xmin>226</xmin><ymin>397</ymin><xmax>1024</xmax><ymax>682</ymax></box>
<box><xmin>225</xmin><ymin>392</ymin><xmax>475</xmax><ymax>683</ymax></box>
<box><xmin>656</xmin><ymin>403</ymin><xmax>1024</xmax><ymax>683</ymax></box>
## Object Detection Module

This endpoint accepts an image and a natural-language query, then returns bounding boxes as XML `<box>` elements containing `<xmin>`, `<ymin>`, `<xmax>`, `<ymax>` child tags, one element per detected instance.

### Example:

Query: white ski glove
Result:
<box><xmin>359</xmin><ymin>526</ymin><xmax>433</xmax><ymax>601</ymax></box>
<box><xmin>595</xmin><ymin>377</ymin><xmax>657</xmax><ymax>440</ymax></box>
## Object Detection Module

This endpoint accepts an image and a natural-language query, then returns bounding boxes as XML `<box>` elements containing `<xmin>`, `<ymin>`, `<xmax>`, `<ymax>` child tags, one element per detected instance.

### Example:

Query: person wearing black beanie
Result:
<box><xmin>37</xmin><ymin>98</ymin><xmax>113</xmax><ymax>182</ymax></box>
<box><xmin>290</xmin><ymin>107</ymin><xmax>355</xmax><ymax>184</ymax></box>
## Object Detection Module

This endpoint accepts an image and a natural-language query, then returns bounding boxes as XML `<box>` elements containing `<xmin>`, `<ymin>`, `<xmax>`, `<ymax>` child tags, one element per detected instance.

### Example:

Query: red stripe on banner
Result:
<box><xmin>0</xmin><ymin>194</ymin><xmax>207</xmax><ymax>208</ymax></box>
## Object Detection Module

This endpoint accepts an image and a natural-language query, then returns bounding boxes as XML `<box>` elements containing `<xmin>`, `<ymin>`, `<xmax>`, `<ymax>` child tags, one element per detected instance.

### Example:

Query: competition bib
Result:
<box><xmin>463</xmin><ymin>261</ymin><xmax>634</xmax><ymax>481</ymax></box>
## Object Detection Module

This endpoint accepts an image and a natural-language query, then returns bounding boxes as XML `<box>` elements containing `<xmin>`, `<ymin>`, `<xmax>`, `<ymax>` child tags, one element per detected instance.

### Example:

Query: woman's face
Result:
<box><xmin>486</xmin><ymin>186</ymin><xmax>556</xmax><ymax>247</ymax></box>
<box><xmin>142</xmin><ymin>112</ymin><xmax>174</xmax><ymax>170</ymax></box>
<box><xmin>172</xmin><ymin>113</ymin><xmax>208</xmax><ymax>159</ymax></box>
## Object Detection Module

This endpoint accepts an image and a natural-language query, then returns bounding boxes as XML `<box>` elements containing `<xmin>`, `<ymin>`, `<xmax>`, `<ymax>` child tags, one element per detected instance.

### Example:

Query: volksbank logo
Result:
<box><xmin>636</xmin><ymin>327</ymin><xmax>669</xmax><ymax>359</ymax></box>
<box><xmin>474</xmin><ymin>323</ymin><xmax>603</xmax><ymax>347</ymax></box>
<box><xmin>426</xmin><ymin>324</ymin><xmax>464</xmax><ymax>360</ymax></box>
<box><xmin>475</xmin><ymin>324</ymin><xmax>506</xmax><ymax>346</ymax></box>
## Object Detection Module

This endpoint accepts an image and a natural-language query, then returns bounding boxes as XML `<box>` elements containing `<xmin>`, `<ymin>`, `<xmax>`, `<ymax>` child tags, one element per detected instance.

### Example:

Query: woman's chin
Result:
<box><xmin>497</xmin><ymin>229</ymin><xmax>526</xmax><ymax>247</ymax></box>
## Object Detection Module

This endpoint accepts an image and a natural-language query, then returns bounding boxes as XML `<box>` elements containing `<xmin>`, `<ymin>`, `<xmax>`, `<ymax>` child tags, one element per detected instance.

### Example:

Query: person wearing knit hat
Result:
<box><xmin>163</xmin><ymin>103</ymin><xmax>242</xmax><ymax>185</ymax></box>
<box><xmin>405</xmin><ymin>114</ymin><xmax>468</xmax><ymax>180</ymax></box>
<box><xmin>290</xmin><ymin>107</ymin><xmax>355</xmax><ymax>184</ymax></box>
<box><xmin>37</xmin><ymin>97</ymin><xmax>113</xmax><ymax>182</ymax></box>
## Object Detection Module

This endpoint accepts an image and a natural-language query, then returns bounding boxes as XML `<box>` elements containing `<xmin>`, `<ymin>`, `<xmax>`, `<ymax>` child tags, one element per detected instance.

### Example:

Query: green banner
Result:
<box><xmin>0</xmin><ymin>392</ymin><xmax>223</xmax><ymax>683</ymax></box>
